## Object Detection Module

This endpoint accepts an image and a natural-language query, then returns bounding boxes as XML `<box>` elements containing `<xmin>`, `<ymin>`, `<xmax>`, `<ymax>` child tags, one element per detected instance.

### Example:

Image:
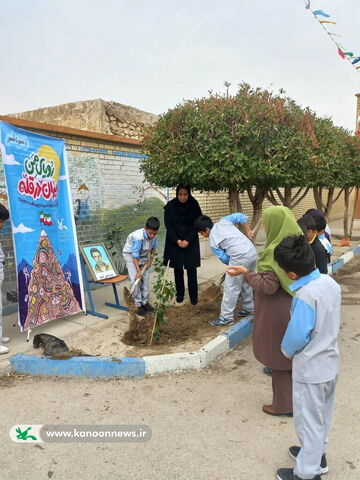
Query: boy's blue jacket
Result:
<box><xmin>281</xmin><ymin>269</ymin><xmax>341</xmax><ymax>384</ymax></box>
<box><xmin>122</xmin><ymin>228</ymin><xmax>158</xmax><ymax>262</ymax></box>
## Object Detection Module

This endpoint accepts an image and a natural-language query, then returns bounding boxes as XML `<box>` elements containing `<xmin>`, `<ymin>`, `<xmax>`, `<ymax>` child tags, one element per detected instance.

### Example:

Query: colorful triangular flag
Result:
<box><xmin>338</xmin><ymin>48</ymin><xmax>346</xmax><ymax>59</ymax></box>
<box><xmin>313</xmin><ymin>10</ymin><xmax>330</xmax><ymax>18</ymax></box>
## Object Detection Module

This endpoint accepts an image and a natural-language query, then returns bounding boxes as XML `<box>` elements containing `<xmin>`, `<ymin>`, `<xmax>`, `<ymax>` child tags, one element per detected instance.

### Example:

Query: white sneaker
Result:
<box><xmin>1</xmin><ymin>337</ymin><xmax>10</xmax><ymax>343</ymax></box>
<box><xmin>0</xmin><ymin>345</ymin><xmax>9</xmax><ymax>354</ymax></box>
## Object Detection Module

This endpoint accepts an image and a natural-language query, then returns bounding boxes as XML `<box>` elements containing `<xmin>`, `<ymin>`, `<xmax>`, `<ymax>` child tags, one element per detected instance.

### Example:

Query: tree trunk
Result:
<box><xmin>267</xmin><ymin>187</ymin><xmax>309</xmax><ymax>209</ymax></box>
<box><xmin>291</xmin><ymin>187</ymin><xmax>310</xmax><ymax>208</ymax></box>
<box><xmin>312</xmin><ymin>187</ymin><xmax>343</xmax><ymax>220</ymax></box>
<box><xmin>313</xmin><ymin>186</ymin><xmax>325</xmax><ymax>211</ymax></box>
<box><xmin>284</xmin><ymin>187</ymin><xmax>292</xmax><ymax>208</ymax></box>
<box><xmin>343</xmin><ymin>187</ymin><xmax>354</xmax><ymax>238</ymax></box>
<box><xmin>350</xmin><ymin>187</ymin><xmax>359</xmax><ymax>238</ymax></box>
<box><xmin>266</xmin><ymin>189</ymin><xmax>280</xmax><ymax>206</ymax></box>
<box><xmin>228</xmin><ymin>189</ymin><xmax>240</xmax><ymax>213</ymax></box>
<box><xmin>324</xmin><ymin>188</ymin><xmax>334</xmax><ymax>218</ymax></box>
<box><xmin>246</xmin><ymin>187</ymin><xmax>267</xmax><ymax>239</ymax></box>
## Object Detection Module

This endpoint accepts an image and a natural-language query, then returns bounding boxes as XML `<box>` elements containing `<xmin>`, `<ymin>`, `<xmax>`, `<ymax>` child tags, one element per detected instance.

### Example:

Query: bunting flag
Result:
<box><xmin>313</xmin><ymin>10</ymin><xmax>330</xmax><ymax>18</ymax></box>
<box><xmin>302</xmin><ymin>1</ymin><xmax>360</xmax><ymax>74</ymax></box>
<box><xmin>338</xmin><ymin>48</ymin><xmax>346</xmax><ymax>59</ymax></box>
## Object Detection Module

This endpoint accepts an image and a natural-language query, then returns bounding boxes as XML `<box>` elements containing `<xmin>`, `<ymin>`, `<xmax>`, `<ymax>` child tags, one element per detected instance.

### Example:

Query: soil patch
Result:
<box><xmin>122</xmin><ymin>283</ymin><xmax>226</xmax><ymax>347</ymax></box>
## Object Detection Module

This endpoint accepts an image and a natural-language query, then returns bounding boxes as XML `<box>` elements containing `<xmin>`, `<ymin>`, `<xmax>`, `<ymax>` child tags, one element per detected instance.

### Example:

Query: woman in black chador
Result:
<box><xmin>163</xmin><ymin>185</ymin><xmax>202</xmax><ymax>305</ymax></box>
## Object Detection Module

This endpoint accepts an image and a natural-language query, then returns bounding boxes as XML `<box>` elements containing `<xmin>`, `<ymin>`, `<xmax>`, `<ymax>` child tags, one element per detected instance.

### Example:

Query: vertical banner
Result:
<box><xmin>0</xmin><ymin>122</ymin><xmax>85</xmax><ymax>331</ymax></box>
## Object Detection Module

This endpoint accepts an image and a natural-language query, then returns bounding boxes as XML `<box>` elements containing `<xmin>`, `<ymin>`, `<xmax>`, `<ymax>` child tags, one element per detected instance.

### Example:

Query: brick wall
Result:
<box><xmin>194</xmin><ymin>188</ymin><xmax>353</xmax><ymax>225</ymax></box>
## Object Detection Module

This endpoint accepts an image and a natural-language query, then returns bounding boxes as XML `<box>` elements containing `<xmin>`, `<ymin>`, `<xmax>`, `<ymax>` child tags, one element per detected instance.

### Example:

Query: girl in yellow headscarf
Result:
<box><xmin>228</xmin><ymin>206</ymin><xmax>302</xmax><ymax>416</ymax></box>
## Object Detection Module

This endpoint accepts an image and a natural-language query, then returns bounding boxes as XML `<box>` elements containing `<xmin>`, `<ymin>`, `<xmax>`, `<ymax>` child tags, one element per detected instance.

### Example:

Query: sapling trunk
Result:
<box><xmin>149</xmin><ymin>259</ymin><xmax>175</xmax><ymax>346</ymax></box>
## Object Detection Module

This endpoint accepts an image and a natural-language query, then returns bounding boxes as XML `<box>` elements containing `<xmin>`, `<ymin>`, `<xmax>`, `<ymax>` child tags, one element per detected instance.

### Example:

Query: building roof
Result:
<box><xmin>0</xmin><ymin>114</ymin><xmax>141</xmax><ymax>146</ymax></box>
<box><xmin>5</xmin><ymin>98</ymin><xmax>158</xmax><ymax>141</ymax></box>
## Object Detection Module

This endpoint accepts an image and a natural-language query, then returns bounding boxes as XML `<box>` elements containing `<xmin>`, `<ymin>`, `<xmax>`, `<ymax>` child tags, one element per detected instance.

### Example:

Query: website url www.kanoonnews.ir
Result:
<box><xmin>10</xmin><ymin>425</ymin><xmax>152</xmax><ymax>443</ymax></box>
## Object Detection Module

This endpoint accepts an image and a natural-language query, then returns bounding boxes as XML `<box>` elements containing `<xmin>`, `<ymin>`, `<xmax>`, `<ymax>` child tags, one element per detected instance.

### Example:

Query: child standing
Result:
<box><xmin>312</xmin><ymin>215</ymin><xmax>332</xmax><ymax>263</ymax></box>
<box><xmin>274</xmin><ymin>235</ymin><xmax>341</xmax><ymax>480</ymax></box>
<box><xmin>122</xmin><ymin>217</ymin><xmax>160</xmax><ymax>317</ymax></box>
<box><xmin>194</xmin><ymin>213</ymin><xmax>256</xmax><ymax>326</ymax></box>
<box><xmin>297</xmin><ymin>216</ymin><xmax>328</xmax><ymax>274</ymax></box>
<box><xmin>0</xmin><ymin>204</ymin><xmax>10</xmax><ymax>355</ymax></box>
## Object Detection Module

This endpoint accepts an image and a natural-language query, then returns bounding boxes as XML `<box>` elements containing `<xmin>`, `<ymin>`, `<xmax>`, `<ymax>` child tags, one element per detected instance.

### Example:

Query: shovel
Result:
<box><xmin>129</xmin><ymin>263</ymin><xmax>149</xmax><ymax>297</ymax></box>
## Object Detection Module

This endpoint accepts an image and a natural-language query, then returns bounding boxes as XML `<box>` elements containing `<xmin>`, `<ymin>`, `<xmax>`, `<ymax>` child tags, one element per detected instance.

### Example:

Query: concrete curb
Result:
<box><xmin>328</xmin><ymin>245</ymin><xmax>360</xmax><ymax>274</ymax></box>
<box><xmin>8</xmin><ymin>244</ymin><xmax>360</xmax><ymax>379</ymax></box>
<box><xmin>10</xmin><ymin>354</ymin><xmax>146</xmax><ymax>378</ymax></box>
<box><xmin>9</xmin><ymin>319</ymin><xmax>252</xmax><ymax>379</ymax></box>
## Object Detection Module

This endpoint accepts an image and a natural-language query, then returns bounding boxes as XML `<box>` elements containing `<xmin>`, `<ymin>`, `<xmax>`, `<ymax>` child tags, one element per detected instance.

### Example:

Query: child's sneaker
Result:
<box><xmin>1</xmin><ymin>337</ymin><xmax>10</xmax><ymax>343</ymax></box>
<box><xmin>238</xmin><ymin>309</ymin><xmax>254</xmax><ymax>317</ymax></box>
<box><xmin>277</xmin><ymin>468</ymin><xmax>321</xmax><ymax>480</ymax></box>
<box><xmin>0</xmin><ymin>345</ymin><xmax>9</xmax><ymax>355</ymax></box>
<box><xmin>142</xmin><ymin>303</ymin><xmax>155</xmax><ymax>313</ymax></box>
<box><xmin>263</xmin><ymin>366</ymin><xmax>273</xmax><ymax>376</ymax></box>
<box><xmin>289</xmin><ymin>446</ymin><xmax>328</xmax><ymax>474</ymax></box>
<box><xmin>210</xmin><ymin>317</ymin><xmax>234</xmax><ymax>327</ymax></box>
<box><xmin>136</xmin><ymin>306</ymin><xmax>147</xmax><ymax>317</ymax></box>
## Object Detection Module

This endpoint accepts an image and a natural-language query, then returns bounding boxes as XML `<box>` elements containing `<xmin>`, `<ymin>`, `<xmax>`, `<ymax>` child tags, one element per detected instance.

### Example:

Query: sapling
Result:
<box><xmin>149</xmin><ymin>255</ymin><xmax>176</xmax><ymax>345</ymax></box>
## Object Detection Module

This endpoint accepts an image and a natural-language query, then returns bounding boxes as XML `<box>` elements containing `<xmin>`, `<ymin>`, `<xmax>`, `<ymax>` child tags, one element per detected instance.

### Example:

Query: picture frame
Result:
<box><xmin>80</xmin><ymin>243</ymin><xmax>118</xmax><ymax>281</ymax></box>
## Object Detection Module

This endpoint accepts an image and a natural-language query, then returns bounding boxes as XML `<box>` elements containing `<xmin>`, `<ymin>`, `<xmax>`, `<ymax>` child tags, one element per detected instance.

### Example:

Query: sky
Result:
<box><xmin>0</xmin><ymin>0</ymin><xmax>359</xmax><ymax>131</ymax></box>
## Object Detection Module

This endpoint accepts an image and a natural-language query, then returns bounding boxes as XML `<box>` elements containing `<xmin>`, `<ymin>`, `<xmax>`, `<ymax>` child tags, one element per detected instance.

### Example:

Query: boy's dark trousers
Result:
<box><xmin>174</xmin><ymin>268</ymin><xmax>198</xmax><ymax>302</ymax></box>
<box><xmin>293</xmin><ymin>377</ymin><xmax>337</xmax><ymax>479</ymax></box>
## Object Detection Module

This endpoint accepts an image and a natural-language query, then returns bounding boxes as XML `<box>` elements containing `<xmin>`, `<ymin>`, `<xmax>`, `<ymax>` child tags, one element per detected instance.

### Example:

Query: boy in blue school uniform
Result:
<box><xmin>122</xmin><ymin>217</ymin><xmax>160</xmax><ymax>317</ymax></box>
<box><xmin>274</xmin><ymin>235</ymin><xmax>341</xmax><ymax>480</ymax></box>
<box><xmin>312</xmin><ymin>215</ymin><xmax>332</xmax><ymax>263</ymax></box>
<box><xmin>194</xmin><ymin>213</ymin><xmax>257</xmax><ymax>326</ymax></box>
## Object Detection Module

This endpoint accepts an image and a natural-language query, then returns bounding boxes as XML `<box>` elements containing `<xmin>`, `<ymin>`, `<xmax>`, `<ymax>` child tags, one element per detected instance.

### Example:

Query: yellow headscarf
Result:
<box><xmin>257</xmin><ymin>206</ymin><xmax>303</xmax><ymax>295</ymax></box>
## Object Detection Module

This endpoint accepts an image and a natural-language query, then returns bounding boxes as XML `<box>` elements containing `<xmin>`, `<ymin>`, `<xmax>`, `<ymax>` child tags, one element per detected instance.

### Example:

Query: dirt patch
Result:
<box><xmin>122</xmin><ymin>283</ymin><xmax>226</xmax><ymax>347</ymax></box>
<box><xmin>0</xmin><ymin>372</ymin><xmax>28</xmax><ymax>388</ymax></box>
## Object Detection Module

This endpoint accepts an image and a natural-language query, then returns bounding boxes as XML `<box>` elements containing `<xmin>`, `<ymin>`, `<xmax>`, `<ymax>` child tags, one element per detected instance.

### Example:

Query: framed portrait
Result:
<box><xmin>80</xmin><ymin>243</ymin><xmax>118</xmax><ymax>281</ymax></box>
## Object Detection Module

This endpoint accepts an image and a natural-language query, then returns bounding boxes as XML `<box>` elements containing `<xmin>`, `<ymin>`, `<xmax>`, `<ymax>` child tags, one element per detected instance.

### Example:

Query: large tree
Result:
<box><xmin>311</xmin><ymin>118</ymin><xmax>351</xmax><ymax>219</ymax></box>
<box><xmin>141</xmin><ymin>83</ymin><xmax>359</xmax><ymax>234</ymax></box>
<box><xmin>341</xmin><ymin>134</ymin><xmax>360</xmax><ymax>238</ymax></box>
<box><xmin>141</xmin><ymin>84</ymin><xmax>315</xmax><ymax>229</ymax></box>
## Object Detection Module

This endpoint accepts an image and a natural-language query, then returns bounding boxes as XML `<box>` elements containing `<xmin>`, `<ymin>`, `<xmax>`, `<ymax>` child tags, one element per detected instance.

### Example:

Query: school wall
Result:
<box><xmin>193</xmin><ymin>188</ymin><xmax>354</xmax><ymax>225</ymax></box>
<box><xmin>193</xmin><ymin>188</ymin><xmax>356</xmax><ymax>256</ymax></box>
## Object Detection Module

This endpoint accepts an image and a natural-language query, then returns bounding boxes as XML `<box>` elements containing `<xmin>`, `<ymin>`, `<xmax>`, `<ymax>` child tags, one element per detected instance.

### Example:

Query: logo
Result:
<box><xmin>16</xmin><ymin>427</ymin><xmax>37</xmax><ymax>441</ymax></box>
<box><xmin>10</xmin><ymin>425</ymin><xmax>43</xmax><ymax>443</ymax></box>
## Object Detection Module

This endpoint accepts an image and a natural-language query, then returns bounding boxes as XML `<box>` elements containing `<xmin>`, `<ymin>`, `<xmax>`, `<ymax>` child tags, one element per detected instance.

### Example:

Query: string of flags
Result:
<box><xmin>303</xmin><ymin>1</ymin><xmax>360</xmax><ymax>73</ymax></box>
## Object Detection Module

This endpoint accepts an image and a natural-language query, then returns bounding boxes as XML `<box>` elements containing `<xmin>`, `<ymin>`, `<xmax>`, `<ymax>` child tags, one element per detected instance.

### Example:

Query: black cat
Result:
<box><xmin>33</xmin><ymin>333</ymin><xmax>70</xmax><ymax>356</ymax></box>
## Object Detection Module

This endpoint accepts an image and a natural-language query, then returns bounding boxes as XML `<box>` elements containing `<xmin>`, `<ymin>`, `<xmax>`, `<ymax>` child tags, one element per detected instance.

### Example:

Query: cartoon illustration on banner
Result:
<box><xmin>0</xmin><ymin>121</ymin><xmax>85</xmax><ymax>331</ymax></box>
